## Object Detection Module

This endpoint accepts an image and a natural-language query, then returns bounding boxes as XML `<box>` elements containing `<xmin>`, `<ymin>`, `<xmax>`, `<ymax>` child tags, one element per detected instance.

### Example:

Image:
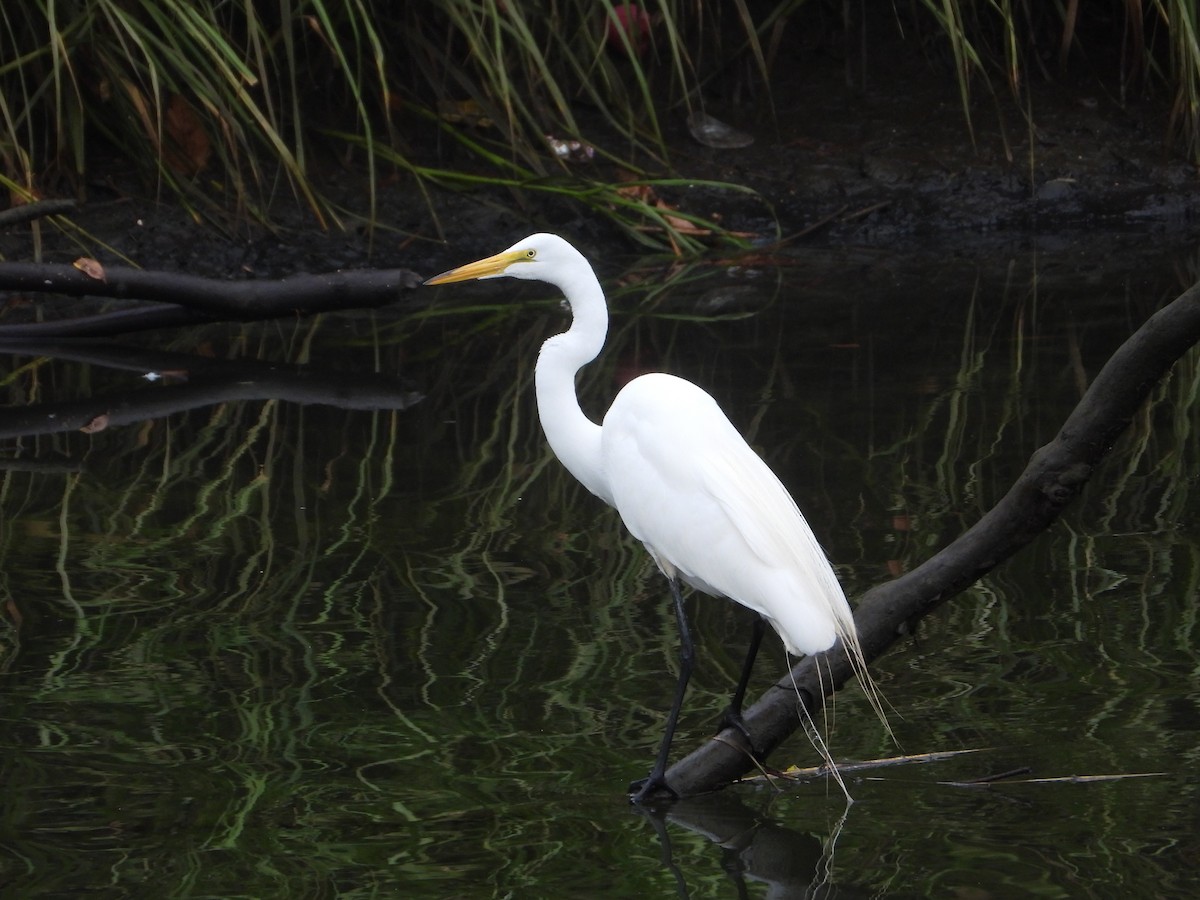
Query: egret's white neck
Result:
<box><xmin>534</xmin><ymin>271</ymin><xmax>614</xmax><ymax>506</ymax></box>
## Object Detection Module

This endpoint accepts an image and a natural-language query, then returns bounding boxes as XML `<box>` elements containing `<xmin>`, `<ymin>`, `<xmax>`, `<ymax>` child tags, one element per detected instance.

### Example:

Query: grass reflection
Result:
<box><xmin>1</xmin><ymin>244</ymin><xmax>1199</xmax><ymax>895</ymax></box>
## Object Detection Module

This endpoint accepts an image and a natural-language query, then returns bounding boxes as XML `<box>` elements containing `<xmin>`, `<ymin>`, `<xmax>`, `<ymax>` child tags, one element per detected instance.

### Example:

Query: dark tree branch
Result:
<box><xmin>0</xmin><ymin>198</ymin><xmax>77</xmax><ymax>227</ymax></box>
<box><xmin>0</xmin><ymin>262</ymin><xmax>424</xmax><ymax>336</ymax></box>
<box><xmin>667</xmin><ymin>280</ymin><xmax>1200</xmax><ymax>796</ymax></box>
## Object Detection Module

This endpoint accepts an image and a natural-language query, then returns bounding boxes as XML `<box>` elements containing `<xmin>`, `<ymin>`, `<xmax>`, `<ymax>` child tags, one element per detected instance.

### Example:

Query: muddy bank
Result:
<box><xmin>2</xmin><ymin>49</ymin><xmax>1199</xmax><ymax>291</ymax></box>
<box><xmin>680</xmin><ymin>52</ymin><xmax>1200</xmax><ymax>245</ymax></box>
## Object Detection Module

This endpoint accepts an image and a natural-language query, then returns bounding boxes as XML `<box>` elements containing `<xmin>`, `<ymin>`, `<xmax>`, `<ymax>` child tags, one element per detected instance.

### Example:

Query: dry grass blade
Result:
<box><xmin>940</xmin><ymin>771</ymin><xmax>1171</xmax><ymax>787</ymax></box>
<box><xmin>737</xmin><ymin>748</ymin><xmax>990</xmax><ymax>783</ymax></box>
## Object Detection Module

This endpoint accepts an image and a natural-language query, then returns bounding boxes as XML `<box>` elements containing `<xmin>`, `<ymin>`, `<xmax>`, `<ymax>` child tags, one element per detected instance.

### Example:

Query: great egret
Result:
<box><xmin>426</xmin><ymin>233</ymin><xmax>886</xmax><ymax>803</ymax></box>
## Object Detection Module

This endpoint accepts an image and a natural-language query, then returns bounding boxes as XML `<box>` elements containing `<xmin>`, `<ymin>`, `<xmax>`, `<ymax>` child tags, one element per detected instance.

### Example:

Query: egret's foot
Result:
<box><xmin>715</xmin><ymin>706</ymin><xmax>760</xmax><ymax>757</ymax></box>
<box><xmin>628</xmin><ymin>772</ymin><xmax>678</xmax><ymax>805</ymax></box>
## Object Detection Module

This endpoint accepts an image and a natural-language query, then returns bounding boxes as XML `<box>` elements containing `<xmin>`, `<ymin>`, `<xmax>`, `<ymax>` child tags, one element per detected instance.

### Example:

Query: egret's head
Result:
<box><xmin>424</xmin><ymin>233</ymin><xmax>584</xmax><ymax>287</ymax></box>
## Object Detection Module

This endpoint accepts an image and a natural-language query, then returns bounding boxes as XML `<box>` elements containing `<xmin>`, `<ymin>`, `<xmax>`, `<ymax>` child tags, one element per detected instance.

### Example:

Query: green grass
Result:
<box><xmin>3</xmin><ymin>1</ymin><xmax>1200</xmax><ymax>253</ymax></box>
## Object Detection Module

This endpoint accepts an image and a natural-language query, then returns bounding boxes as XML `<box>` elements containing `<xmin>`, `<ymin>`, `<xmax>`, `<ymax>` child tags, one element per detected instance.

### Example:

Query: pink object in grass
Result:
<box><xmin>605</xmin><ymin>4</ymin><xmax>652</xmax><ymax>58</ymax></box>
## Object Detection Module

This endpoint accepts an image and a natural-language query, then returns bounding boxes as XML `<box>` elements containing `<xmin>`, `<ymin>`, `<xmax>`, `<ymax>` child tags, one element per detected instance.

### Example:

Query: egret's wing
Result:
<box><xmin>602</xmin><ymin>374</ymin><xmax>851</xmax><ymax>655</ymax></box>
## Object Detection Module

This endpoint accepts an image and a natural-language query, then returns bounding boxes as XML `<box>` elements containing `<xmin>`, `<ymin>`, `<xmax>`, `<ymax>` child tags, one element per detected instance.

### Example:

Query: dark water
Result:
<box><xmin>2</xmin><ymin>233</ymin><xmax>1199</xmax><ymax>897</ymax></box>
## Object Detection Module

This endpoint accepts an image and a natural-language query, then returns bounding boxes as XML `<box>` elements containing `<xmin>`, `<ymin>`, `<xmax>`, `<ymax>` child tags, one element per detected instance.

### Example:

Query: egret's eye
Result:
<box><xmin>525</xmin><ymin>249</ymin><xmax>537</xmax><ymax>259</ymax></box>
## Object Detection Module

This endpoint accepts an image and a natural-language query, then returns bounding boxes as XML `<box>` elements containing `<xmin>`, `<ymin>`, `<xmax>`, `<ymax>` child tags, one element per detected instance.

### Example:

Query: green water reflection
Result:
<box><xmin>1</xmin><ymin>236</ymin><xmax>1199</xmax><ymax>897</ymax></box>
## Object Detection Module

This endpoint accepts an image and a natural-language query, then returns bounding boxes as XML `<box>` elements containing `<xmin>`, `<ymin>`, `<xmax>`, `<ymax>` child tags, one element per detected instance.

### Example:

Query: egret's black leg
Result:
<box><xmin>716</xmin><ymin>614</ymin><xmax>765</xmax><ymax>753</ymax></box>
<box><xmin>629</xmin><ymin>576</ymin><xmax>693</xmax><ymax>804</ymax></box>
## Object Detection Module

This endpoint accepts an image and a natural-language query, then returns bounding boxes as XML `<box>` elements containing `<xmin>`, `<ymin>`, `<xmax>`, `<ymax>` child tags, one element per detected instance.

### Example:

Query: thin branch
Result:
<box><xmin>0</xmin><ymin>199</ymin><xmax>77</xmax><ymax>227</ymax></box>
<box><xmin>0</xmin><ymin>262</ymin><xmax>424</xmax><ymax>336</ymax></box>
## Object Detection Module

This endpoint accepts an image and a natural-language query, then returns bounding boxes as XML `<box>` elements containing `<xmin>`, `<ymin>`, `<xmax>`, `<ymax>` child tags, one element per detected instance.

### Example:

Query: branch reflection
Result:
<box><xmin>0</xmin><ymin>341</ymin><xmax>423</xmax><ymax>442</ymax></box>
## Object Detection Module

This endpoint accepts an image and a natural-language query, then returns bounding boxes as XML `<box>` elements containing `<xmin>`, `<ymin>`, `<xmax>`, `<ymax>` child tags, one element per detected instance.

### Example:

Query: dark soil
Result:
<box><xmin>3</xmin><ymin>35</ymin><xmax>1199</xmax><ymax>292</ymax></box>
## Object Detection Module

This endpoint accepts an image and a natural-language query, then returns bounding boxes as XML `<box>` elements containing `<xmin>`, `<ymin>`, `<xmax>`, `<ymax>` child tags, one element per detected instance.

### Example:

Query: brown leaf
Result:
<box><xmin>436</xmin><ymin>98</ymin><xmax>493</xmax><ymax>129</ymax></box>
<box><xmin>73</xmin><ymin>258</ymin><xmax>107</xmax><ymax>282</ymax></box>
<box><xmin>655</xmin><ymin>200</ymin><xmax>712</xmax><ymax>236</ymax></box>
<box><xmin>80</xmin><ymin>414</ymin><xmax>110</xmax><ymax>434</ymax></box>
<box><xmin>615</xmin><ymin>182</ymin><xmax>655</xmax><ymax>202</ymax></box>
<box><xmin>164</xmin><ymin>94</ymin><xmax>211</xmax><ymax>176</ymax></box>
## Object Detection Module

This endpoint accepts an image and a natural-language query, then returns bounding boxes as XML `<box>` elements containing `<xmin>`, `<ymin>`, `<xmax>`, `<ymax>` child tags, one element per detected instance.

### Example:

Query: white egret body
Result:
<box><xmin>601</xmin><ymin>372</ymin><xmax>846</xmax><ymax>656</ymax></box>
<box><xmin>426</xmin><ymin>234</ymin><xmax>880</xmax><ymax>802</ymax></box>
